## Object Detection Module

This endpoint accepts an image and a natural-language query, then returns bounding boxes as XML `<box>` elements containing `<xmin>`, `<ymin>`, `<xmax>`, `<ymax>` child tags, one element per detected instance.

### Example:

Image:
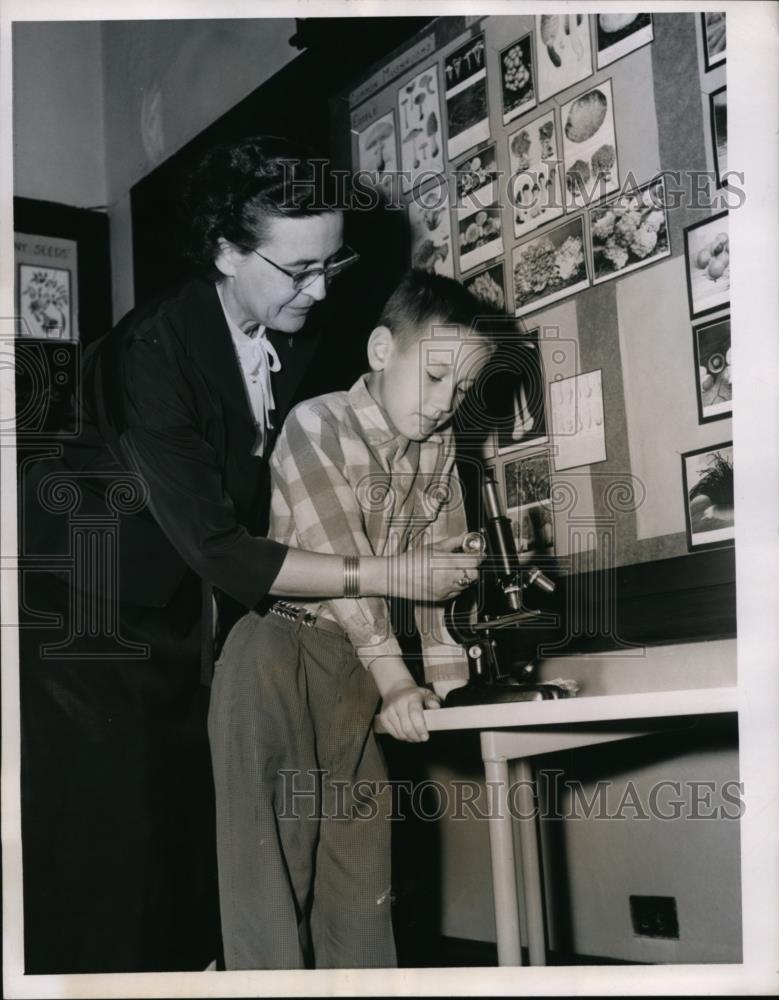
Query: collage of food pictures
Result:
<box><xmin>352</xmin><ymin>12</ymin><xmax>730</xmax><ymax>545</ymax></box>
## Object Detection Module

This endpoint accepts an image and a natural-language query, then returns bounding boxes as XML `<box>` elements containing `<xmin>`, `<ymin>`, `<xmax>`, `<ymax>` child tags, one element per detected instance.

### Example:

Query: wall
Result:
<box><xmin>12</xmin><ymin>21</ymin><xmax>107</xmax><ymax>208</ymax></box>
<box><xmin>100</xmin><ymin>17</ymin><xmax>298</xmax><ymax>320</ymax></box>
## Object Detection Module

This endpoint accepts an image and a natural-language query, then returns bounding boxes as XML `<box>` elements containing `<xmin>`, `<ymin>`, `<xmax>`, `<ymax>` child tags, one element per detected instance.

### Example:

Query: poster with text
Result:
<box><xmin>15</xmin><ymin>233</ymin><xmax>79</xmax><ymax>340</ymax></box>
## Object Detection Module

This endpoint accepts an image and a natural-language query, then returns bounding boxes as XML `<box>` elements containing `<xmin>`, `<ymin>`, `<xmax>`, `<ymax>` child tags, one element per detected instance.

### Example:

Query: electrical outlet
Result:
<box><xmin>629</xmin><ymin>895</ymin><xmax>680</xmax><ymax>939</ymax></box>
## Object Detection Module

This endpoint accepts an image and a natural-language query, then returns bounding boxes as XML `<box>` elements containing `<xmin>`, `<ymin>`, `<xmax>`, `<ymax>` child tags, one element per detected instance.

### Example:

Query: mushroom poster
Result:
<box><xmin>499</xmin><ymin>33</ymin><xmax>536</xmax><ymax>126</ymax></box>
<box><xmin>356</xmin><ymin>110</ymin><xmax>398</xmax><ymax>196</ymax></box>
<box><xmin>535</xmin><ymin>13</ymin><xmax>593</xmax><ymax>103</ymax></box>
<box><xmin>397</xmin><ymin>64</ymin><xmax>445</xmax><ymax>192</ymax></box>
<box><xmin>407</xmin><ymin>178</ymin><xmax>454</xmax><ymax>277</ymax></box>
<box><xmin>454</xmin><ymin>143</ymin><xmax>504</xmax><ymax>274</ymax></box>
<box><xmin>507</xmin><ymin>108</ymin><xmax>564</xmax><ymax>240</ymax></box>
<box><xmin>561</xmin><ymin>79</ymin><xmax>619</xmax><ymax>211</ymax></box>
<box><xmin>444</xmin><ymin>33</ymin><xmax>490</xmax><ymax>161</ymax></box>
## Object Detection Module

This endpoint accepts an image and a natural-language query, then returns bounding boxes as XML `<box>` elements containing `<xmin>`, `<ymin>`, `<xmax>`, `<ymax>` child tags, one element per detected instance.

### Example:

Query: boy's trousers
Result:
<box><xmin>208</xmin><ymin>609</ymin><xmax>397</xmax><ymax>970</ymax></box>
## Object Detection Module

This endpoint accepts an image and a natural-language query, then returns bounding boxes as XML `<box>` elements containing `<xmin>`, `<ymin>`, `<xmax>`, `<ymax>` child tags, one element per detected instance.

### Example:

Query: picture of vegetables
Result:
<box><xmin>561</xmin><ymin>79</ymin><xmax>618</xmax><ymax>207</ymax></box>
<box><xmin>595</xmin><ymin>11</ymin><xmax>653</xmax><ymax>68</ymax></box>
<box><xmin>500</xmin><ymin>33</ymin><xmax>536</xmax><ymax>124</ymax></box>
<box><xmin>591</xmin><ymin>143</ymin><xmax>616</xmax><ymax>182</ymax></box>
<box><xmin>693</xmin><ymin>317</ymin><xmax>732</xmax><ymax>422</ymax></box>
<box><xmin>694</xmin><ymin>231</ymin><xmax>729</xmax><ymax>282</ymax></box>
<box><xmin>465</xmin><ymin>265</ymin><xmax>505</xmax><ymax>311</ymax></box>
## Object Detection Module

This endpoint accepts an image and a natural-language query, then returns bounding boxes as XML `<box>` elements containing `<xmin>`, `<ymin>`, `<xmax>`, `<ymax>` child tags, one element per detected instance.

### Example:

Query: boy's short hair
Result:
<box><xmin>378</xmin><ymin>269</ymin><xmax>498</xmax><ymax>346</ymax></box>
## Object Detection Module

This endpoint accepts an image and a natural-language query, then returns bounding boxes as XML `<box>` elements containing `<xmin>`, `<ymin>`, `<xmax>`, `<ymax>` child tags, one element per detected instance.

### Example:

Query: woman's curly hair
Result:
<box><xmin>180</xmin><ymin>135</ymin><xmax>340</xmax><ymax>271</ymax></box>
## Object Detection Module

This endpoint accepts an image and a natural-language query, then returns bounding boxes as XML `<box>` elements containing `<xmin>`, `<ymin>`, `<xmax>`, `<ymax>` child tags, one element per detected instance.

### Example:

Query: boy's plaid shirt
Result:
<box><xmin>269</xmin><ymin>375</ymin><xmax>469</xmax><ymax>682</ymax></box>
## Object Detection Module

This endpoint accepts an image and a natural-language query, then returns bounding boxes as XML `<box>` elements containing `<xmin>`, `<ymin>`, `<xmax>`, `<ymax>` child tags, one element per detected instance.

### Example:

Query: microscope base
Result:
<box><xmin>444</xmin><ymin>681</ymin><xmax>571</xmax><ymax>707</ymax></box>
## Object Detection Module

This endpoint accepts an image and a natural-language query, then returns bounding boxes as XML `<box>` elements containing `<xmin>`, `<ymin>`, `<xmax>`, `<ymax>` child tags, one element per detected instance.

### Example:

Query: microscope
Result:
<box><xmin>443</xmin><ymin>469</ymin><xmax>571</xmax><ymax>706</ymax></box>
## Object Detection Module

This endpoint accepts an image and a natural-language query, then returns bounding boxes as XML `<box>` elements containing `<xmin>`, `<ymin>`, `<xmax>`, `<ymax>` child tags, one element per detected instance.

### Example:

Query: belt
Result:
<box><xmin>264</xmin><ymin>599</ymin><xmax>345</xmax><ymax>638</ymax></box>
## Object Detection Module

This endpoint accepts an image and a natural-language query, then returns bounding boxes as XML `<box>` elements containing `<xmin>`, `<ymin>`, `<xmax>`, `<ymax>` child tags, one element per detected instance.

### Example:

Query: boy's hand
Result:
<box><xmin>378</xmin><ymin>679</ymin><xmax>441</xmax><ymax>743</ymax></box>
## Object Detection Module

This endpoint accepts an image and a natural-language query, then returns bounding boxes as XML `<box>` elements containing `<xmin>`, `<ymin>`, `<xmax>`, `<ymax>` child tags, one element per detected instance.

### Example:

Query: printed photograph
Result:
<box><xmin>456</xmin><ymin>205</ymin><xmax>504</xmax><ymax>275</ymax></box>
<box><xmin>595</xmin><ymin>12</ymin><xmax>653</xmax><ymax>69</ymax></box>
<box><xmin>702</xmin><ymin>11</ymin><xmax>726</xmax><ymax>71</ymax></box>
<box><xmin>463</xmin><ymin>261</ymin><xmax>506</xmax><ymax>312</ymax></box>
<box><xmin>454</xmin><ymin>143</ymin><xmax>498</xmax><ymax>205</ymax></box>
<box><xmin>17</xmin><ymin>264</ymin><xmax>72</xmax><ymax>339</ymax></box>
<box><xmin>682</xmin><ymin>443</ymin><xmax>735</xmax><ymax>550</ymax></box>
<box><xmin>684</xmin><ymin>211</ymin><xmax>730</xmax><ymax>318</ymax></box>
<box><xmin>499</xmin><ymin>33</ymin><xmax>536</xmax><ymax>126</ymax></box>
<box><xmin>693</xmin><ymin>316</ymin><xmax>732</xmax><ymax>423</ymax></box>
<box><xmin>512</xmin><ymin>215</ymin><xmax>589</xmax><ymax>318</ymax></box>
<box><xmin>494</xmin><ymin>329</ymin><xmax>548</xmax><ymax>454</ymax></box>
<box><xmin>535</xmin><ymin>12</ymin><xmax>593</xmax><ymax>103</ymax></box>
<box><xmin>397</xmin><ymin>63</ymin><xmax>445</xmax><ymax>191</ymax></box>
<box><xmin>445</xmin><ymin>33</ymin><xmax>489</xmax><ymax>160</ymax></box>
<box><xmin>503</xmin><ymin>449</ymin><xmax>555</xmax><ymax>556</ymax></box>
<box><xmin>356</xmin><ymin>110</ymin><xmax>398</xmax><ymax>197</ymax></box>
<box><xmin>589</xmin><ymin>176</ymin><xmax>671</xmax><ymax>284</ymax></box>
<box><xmin>709</xmin><ymin>86</ymin><xmax>727</xmax><ymax>188</ymax></box>
<box><xmin>561</xmin><ymin>79</ymin><xmax>619</xmax><ymax>210</ymax></box>
<box><xmin>408</xmin><ymin>178</ymin><xmax>454</xmax><ymax>277</ymax></box>
<box><xmin>508</xmin><ymin>109</ymin><xmax>565</xmax><ymax>240</ymax></box>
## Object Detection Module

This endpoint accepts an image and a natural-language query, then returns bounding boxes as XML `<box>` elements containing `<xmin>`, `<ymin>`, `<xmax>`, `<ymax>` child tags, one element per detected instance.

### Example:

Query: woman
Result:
<box><xmin>19</xmin><ymin>136</ymin><xmax>480</xmax><ymax>974</ymax></box>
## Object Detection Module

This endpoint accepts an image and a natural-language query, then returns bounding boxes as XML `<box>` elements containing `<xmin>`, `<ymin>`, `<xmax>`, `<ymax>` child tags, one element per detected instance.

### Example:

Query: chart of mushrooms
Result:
<box><xmin>344</xmin><ymin>12</ymin><xmax>732</xmax><ymax>570</ymax></box>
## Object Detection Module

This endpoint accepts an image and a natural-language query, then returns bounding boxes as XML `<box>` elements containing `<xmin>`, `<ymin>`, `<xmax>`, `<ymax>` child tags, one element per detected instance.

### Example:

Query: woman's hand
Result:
<box><xmin>378</xmin><ymin>678</ymin><xmax>441</xmax><ymax>742</ymax></box>
<box><xmin>382</xmin><ymin>533</ymin><xmax>485</xmax><ymax>603</ymax></box>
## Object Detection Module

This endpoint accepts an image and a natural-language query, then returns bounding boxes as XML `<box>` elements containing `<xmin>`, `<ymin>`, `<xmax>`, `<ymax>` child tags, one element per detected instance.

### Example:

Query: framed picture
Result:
<box><xmin>512</xmin><ymin>215</ymin><xmax>590</xmax><ymax>318</ymax></box>
<box><xmin>589</xmin><ymin>176</ymin><xmax>671</xmax><ymax>284</ymax></box>
<box><xmin>595</xmin><ymin>12</ymin><xmax>653</xmax><ymax>69</ymax></box>
<box><xmin>561</xmin><ymin>78</ymin><xmax>619</xmax><ymax>211</ymax></box>
<box><xmin>535</xmin><ymin>13</ymin><xmax>593</xmax><ymax>103</ymax></box>
<box><xmin>701</xmin><ymin>12</ymin><xmax>726</xmax><ymax>71</ymax></box>
<box><xmin>693</xmin><ymin>316</ymin><xmax>731</xmax><ymax>423</ymax></box>
<box><xmin>455</xmin><ymin>145</ymin><xmax>503</xmax><ymax>275</ymax></box>
<box><xmin>499</xmin><ymin>33</ymin><xmax>536</xmax><ymax>126</ymax></box>
<box><xmin>493</xmin><ymin>326</ymin><xmax>548</xmax><ymax>455</ymax></box>
<box><xmin>444</xmin><ymin>33</ymin><xmax>490</xmax><ymax>161</ymax></box>
<box><xmin>681</xmin><ymin>442</ymin><xmax>734</xmax><ymax>551</ymax></box>
<box><xmin>502</xmin><ymin>449</ymin><xmax>555</xmax><ymax>556</ymax></box>
<box><xmin>17</xmin><ymin>262</ymin><xmax>72</xmax><ymax>340</ymax></box>
<box><xmin>463</xmin><ymin>261</ymin><xmax>507</xmax><ymax>312</ymax></box>
<box><xmin>454</xmin><ymin>143</ymin><xmax>499</xmax><ymax>206</ymax></box>
<box><xmin>709</xmin><ymin>86</ymin><xmax>727</xmax><ymax>189</ymax></box>
<box><xmin>684</xmin><ymin>212</ymin><xmax>730</xmax><ymax>319</ymax></box>
<box><xmin>355</xmin><ymin>110</ymin><xmax>398</xmax><ymax>197</ymax></box>
<box><xmin>508</xmin><ymin>109</ymin><xmax>564</xmax><ymax>240</ymax></box>
<box><xmin>397</xmin><ymin>63</ymin><xmax>445</xmax><ymax>192</ymax></box>
<box><xmin>408</xmin><ymin>178</ymin><xmax>454</xmax><ymax>277</ymax></box>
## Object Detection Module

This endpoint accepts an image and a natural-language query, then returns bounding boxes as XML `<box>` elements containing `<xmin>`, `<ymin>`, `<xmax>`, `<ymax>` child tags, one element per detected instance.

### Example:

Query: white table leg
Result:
<box><xmin>481</xmin><ymin>732</ymin><xmax>522</xmax><ymax>966</ymax></box>
<box><xmin>514</xmin><ymin>757</ymin><xmax>546</xmax><ymax>966</ymax></box>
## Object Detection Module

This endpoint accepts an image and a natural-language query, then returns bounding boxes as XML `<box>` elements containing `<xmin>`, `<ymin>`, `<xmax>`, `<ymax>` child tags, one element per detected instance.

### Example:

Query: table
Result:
<box><xmin>411</xmin><ymin>685</ymin><xmax>739</xmax><ymax>967</ymax></box>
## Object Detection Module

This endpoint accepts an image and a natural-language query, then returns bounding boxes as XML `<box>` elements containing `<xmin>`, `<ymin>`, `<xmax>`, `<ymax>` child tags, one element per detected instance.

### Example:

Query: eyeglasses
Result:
<box><xmin>251</xmin><ymin>244</ymin><xmax>360</xmax><ymax>292</ymax></box>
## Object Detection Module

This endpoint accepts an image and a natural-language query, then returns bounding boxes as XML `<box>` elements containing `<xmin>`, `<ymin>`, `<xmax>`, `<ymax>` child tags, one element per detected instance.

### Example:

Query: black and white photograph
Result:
<box><xmin>561</xmin><ymin>78</ymin><xmax>619</xmax><ymax>210</ymax></box>
<box><xmin>589</xmin><ymin>176</ymin><xmax>671</xmax><ymax>284</ymax></box>
<box><xmin>535</xmin><ymin>12</ymin><xmax>593</xmax><ymax>103</ymax></box>
<box><xmin>444</xmin><ymin>32</ymin><xmax>489</xmax><ymax>160</ymax></box>
<box><xmin>693</xmin><ymin>316</ymin><xmax>732</xmax><ymax>423</ymax></box>
<box><xmin>595</xmin><ymin>12</ymin><xmax>653</xmax><ymax>69</ymax></box>
<box><xmin>503</xmin><ymin>449</ymin><xmax>555</xmax><ymax>556</ymax></box>
<box><xmin>499</xmin><ymin>32</ymin><xmax>536</xmax><ymax>126</ymax></box>
<box><xmin>355</xmin><ymin>109</ymin><xmax>398</xmax><ymax>196</ymax></box>
<box><xmin>16</xmin><ymin>262</ymin><xmax>71</xmax><ymax>339</ymax></box>
<box><xmin>2</xmin><ymin>6</ymin><xmax>777</xmax><ymax>999</ymax></box>
<box><xmin>397</xmin><ymin>62</ymin><xmax>445</xmax><ymax>192</ymax></box>
<box><xmin>512</xmin><ymin>215</ymin><xmax>590</xmax><ymax>317</ymax></box>
<box><xmin>702</xmin><ymin>11</ymin><xmax>726</xmax><ymax>71</ymax></box>
<box><xmin>463</xmin><ymin>260</ymin><xmax>506</xmax><ymax>312</ymax></box>
<box><xmin>684</xmin><ymin>211</ymin><xmax>730</xmax><ymax>318</ymax></box>
<box><xmin>507</xmin><ymin>108</ymin><xmax>565</xmax><ymax>239</ymax></box>
<box><xmin>408</xmin><ymin>177</ymin><xmax>454</xmax><ymax>276</ymax></box>
<box><xmin>681</xmin><ymin>443</ymin><xmax>735</xmax><ymax>550</ymax></box>
<box><xmin>709</xmin><ymin>85</ymin><xmax>727</xmax><ymax>188</ymax></box>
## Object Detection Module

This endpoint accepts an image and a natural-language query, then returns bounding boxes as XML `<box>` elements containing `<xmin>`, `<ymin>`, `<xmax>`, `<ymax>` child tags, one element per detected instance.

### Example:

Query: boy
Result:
<box><xmin>208</xmin><ymin>270</ymin><xmax>495</xmax><ymax>970</ymax></box>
